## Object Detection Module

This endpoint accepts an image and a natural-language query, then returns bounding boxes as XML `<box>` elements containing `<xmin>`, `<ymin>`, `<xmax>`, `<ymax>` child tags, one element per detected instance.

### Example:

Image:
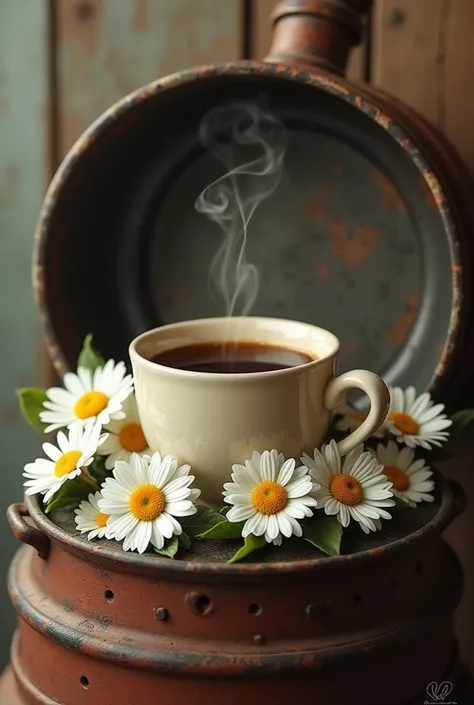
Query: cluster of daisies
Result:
<box><xmin>223</xmin><ymin>384</ymin><xmax>448</xmax><ymax>543</ymax></box>
<box><xmin>20</xmin><ymin>342</ymin><xmax>455</xmax><ymax>559</ymax></box>
<box><xmin>22</xmin><ymin>356</ymin><xmax>201</xmax><ymax>555</ymax></box>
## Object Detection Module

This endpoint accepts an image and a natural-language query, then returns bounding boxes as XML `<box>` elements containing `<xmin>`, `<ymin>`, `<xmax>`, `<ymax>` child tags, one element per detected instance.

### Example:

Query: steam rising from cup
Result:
<box><xmin>195</xmin><ymin>103</ymin><xmax>287</xmax><ymax>317</ymax></box>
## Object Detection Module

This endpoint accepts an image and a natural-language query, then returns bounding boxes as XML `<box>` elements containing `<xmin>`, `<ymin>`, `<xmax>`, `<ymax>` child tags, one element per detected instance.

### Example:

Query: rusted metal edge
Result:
<box><xmin>354</xmin><ymin>80</ymin><xmax>474</xmax><ymax>405</ymax></box>
<box><xmin>8</xmin><ymin>549</ymin><xmax>460</xmax><ymax>674</ymax></box>
<box><xmin>33</xmin><ymin>60</ymin><xmax>463</xmax><ymax>392</ymax></box>
<box><xmin>9</xmin><ymin>634</ymin><xmax>60</xmax><ymax>705</ymax></box>
<box><xmin>22</xmin><ymin>473</ymin><xmax>459</xmax><ymax>581</ymax></box>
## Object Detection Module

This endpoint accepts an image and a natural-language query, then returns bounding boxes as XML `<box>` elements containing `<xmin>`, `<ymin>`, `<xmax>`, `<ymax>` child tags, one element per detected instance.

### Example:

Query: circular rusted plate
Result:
<box><xmin>34</xmin><ymin>63</ymin><xmax>469</xmax><ymax>402</ymax></box>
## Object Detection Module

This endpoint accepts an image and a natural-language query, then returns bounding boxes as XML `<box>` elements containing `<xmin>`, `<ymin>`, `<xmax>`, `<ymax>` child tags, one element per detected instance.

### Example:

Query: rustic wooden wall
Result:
<box><xmin>1</xmin><ymin>0</ymin><xmax>473</xmax><ymax>670</ymax></box>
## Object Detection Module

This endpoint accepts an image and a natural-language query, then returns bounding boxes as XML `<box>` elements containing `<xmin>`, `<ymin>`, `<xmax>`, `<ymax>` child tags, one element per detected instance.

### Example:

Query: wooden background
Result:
<box><xmin>1</xmin><ymin>0</ymin><xmax>473</xmax><ymax>669</ymax></box>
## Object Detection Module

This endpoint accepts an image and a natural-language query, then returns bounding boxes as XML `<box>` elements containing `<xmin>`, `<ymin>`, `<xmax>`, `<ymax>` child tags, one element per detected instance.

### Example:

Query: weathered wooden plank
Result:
<box><xmin>372</xmin><ymin>0</ymin><xmax>474</xmax><ymax>671</ymax></box>
<box><xmin>0</xmin><ymin>0</ymin><xmax>50</xmax><ymax>668</ymax></box>
<box><xmin>443</xmin><ymin>0</ymin><xmax>474</xmax><ymax>174</ymax></box>
<box><xmin>372</xmin><ymin>0</ymin><xmax>474</xmax><ymax>171</ymax></box>
<box><xmin>56</xmin><ymin>0</ymin><xmax>243</xmax><ymax>154</ymax></box>
<box><xmin>250</xmin><ymin>0</ymin><xmax>369</xmax><ymax>79</ymax></box>
<box><xmin>372</xmin><ymin>0</ymin><xmax>444</xmax><ymax>124</ymax></box>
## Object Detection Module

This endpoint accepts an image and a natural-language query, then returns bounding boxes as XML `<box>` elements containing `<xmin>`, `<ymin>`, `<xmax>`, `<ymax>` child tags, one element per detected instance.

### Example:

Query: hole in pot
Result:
<box><xmin>80</xmin><ymin>676</ymin><xmax>89</xmax><ymax>689</ymax></box>
<box><xmin>249</xmin><ymin>603</ymin><xmax>262</xmax><ymax>616</ymax></box>
<box><xmin>416</xmin><ymin>562</ymin><xmax>423</xmax><ymax>574</ymax></box>
<box><xmin>104</xmin><ymin>589</ymin><xmax>115</xmax><ymax>602</ymax></box>
<box><xmin>186</xmin><ymin>592</ymin><xmax>213</xmax><ymax>616</ymax></box>
<box><xmin>353</xmin><ymin>594</ymin><xmax>362</xmax><ymax>605</ymax></box>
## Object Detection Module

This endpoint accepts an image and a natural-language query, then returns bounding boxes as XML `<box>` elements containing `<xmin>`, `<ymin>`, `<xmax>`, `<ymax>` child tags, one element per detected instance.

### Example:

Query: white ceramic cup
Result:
<box><xmin>130</xmin><ymin>317</ymin><xmax>389</xmax><ymax>507</ymax></box>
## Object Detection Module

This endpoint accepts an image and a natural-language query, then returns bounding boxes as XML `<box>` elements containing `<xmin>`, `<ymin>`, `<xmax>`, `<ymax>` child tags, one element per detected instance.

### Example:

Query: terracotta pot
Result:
<box><xmin>2</xmin><ymin>476</ymin><xmax>473</xmax><ymax>705</ymax></box>
<box><xmin>34</xmin><ymin>0</ymin><xmax>474</xmax><ymax>409</ymax></box>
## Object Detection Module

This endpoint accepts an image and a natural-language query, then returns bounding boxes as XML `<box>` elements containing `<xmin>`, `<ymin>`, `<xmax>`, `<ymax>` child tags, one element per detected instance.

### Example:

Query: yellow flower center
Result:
<box><xmin>54</xmin><ymin>450</ymin><xmax>82</xmax><ymax>478</ymax></box>
<box><xmin>119</xmin><ymin>423</ymin><xmax>148</xmax><ymax>452</ymax></box>
<box><xmin>384</xmin><ymin>465</ymin><xmax>410</xmax><ymax>492</ymax></box>
<box><xmin>389</xmin><ymin>412</ymin><xmax>419</xmax><ymax>435</ymax></box>
<box><xmin>74</xmin><ymin>391</ymin><xmax>108</xmax><ymax>420</ymax></box>
<box><xmin>129</xmin><ymin>484</ymin><xmax>165</xmax><ymax>521</ymax></box>
<box><xmin>330</xmin><ymin>474</ymin><xmax>363</xmax><ymax>506</ymax></box>
<box><xmin>251</xmin><ymin>481</ymin><xmax>287</xmax><ymax>515</ymax></box>
<box><xmin>95</xmin><ymin>512</ymin><xmax>110</xmax><ymax>528</ymax></box>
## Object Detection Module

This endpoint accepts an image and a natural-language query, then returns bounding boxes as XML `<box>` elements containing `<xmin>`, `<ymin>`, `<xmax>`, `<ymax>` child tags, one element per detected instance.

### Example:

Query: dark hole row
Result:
<box><xmin>101</xmin><ymin>562</ymin><xmax>423</xmax><ymax>617</ymax></box>
<box><xmin>81</xmin><ymin>562</ymin><xmax>424</xmax><ymax>690</ymax></box>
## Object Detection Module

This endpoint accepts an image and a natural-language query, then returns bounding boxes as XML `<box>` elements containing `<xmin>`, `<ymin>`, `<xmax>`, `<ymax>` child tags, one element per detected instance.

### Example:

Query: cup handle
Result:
<box><xmin>324</xmin><ymin>369</ymin><xmax>390</xmax><ymax>456</ymax></box>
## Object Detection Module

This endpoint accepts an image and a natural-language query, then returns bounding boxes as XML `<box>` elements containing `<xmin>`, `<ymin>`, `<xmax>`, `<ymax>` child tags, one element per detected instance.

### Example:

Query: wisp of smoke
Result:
<box><xmin>195</xmin><ymin>102</ymin><xmax>287</xmax><ymax>318</ymax></box>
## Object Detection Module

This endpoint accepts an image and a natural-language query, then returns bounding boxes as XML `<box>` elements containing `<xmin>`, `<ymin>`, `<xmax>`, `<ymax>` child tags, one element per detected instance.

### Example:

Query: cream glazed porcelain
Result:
<box><xmin>130</xmin><ymin>317</ymin><xmax>390</xmax><ymax>507</ymax></box>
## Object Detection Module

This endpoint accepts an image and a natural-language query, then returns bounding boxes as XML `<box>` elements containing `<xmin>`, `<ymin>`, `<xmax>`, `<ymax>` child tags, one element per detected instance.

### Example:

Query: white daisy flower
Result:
<box><xmin>374</xmin><ymin>440</ymin><xmax>435</xmax><ymax>505</ymax></box>
<box><xmin>387</xmin><ymin>386</ymin><xmax>452</xmax><ymax>449</ymax></box>
<box><xmin>75</xmin><ymin>491</ymin><xmax>110</xmax><ymax>539</ymax></box>
<box><xmin>223</xmin><ymin>449</ymin><xmax>318</xmax><ymax>545</ymax></box>
<box><xmin>335</xmin><ymin>401</ymin><xmax>387</xmax><ymax>439</ymax></box>
<box><xmin>302</xmin><ymin>440</ymin><xmax>395</xmax><ymax>534</ymax></box>
<box><xmin>99</xmin><ymin>452</ymin><xmax>200</xmax><ymax>554</ymax></box>
<box><xmin>39</xmin><ymin>359</ymin><xmax>134</xmax><ymax>433</ymax></box>
<box><xmin>96</xmin><ymin>395</ymin><xmax>150</xmax><ymax>469</ymax></box>
<box><xmin>23</xmin><ymin>421</ymin><xmax>106</xmax><ymax>503</ymax></box>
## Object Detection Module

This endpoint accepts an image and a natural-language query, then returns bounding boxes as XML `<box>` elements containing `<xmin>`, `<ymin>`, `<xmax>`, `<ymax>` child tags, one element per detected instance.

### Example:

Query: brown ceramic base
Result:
<box><xmin>2</xmin><ymin>652</ymin><xmax>473</xmax><ymax>705</ymax></box>
<box><xmin>3</xmin><ymin>476</ymin><xmax>469</xmax><ymax>705</ymax></box>
<box><xmin>0</xmin><ymin>477</ymin><xmax>468</xmax><ymax>705</ymax></box>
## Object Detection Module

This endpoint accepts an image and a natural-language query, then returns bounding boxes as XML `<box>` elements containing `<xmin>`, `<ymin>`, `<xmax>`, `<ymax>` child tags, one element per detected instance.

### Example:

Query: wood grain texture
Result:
<box><xmin>372</xmin><ymin>0</ymin><xmax>444</xmax><ymax>124</ymax></box>
<box><xmin>372</xmin><ymin>0</ymin><xmax>474</xmax><ymax>173</ymax></box>
<box><xmin>56</xmin><ymin>0</ymin><xmax>243</xmax><ymax>154</ymax></box>
<box><xmin>372</xmin><ymin>0</ymin><xmax>474</xmax><ymax>670</ymax></box>
<box><xmin>250</xmin><ymin>0</ymin><xmax>369</xmax><ymax>78</ymax></box>
<box><xmin>0</xmin><ymin>0</ymin><xmax>49</xmax><ymax>668</ymax></box>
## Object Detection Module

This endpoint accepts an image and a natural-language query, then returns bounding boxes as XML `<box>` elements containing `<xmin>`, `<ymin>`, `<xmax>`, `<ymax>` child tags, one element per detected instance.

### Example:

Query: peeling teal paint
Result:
<box><xmin>0</xmin><ymin>0</ymin><xmax>49</xmax><ymax>668</ymax></box>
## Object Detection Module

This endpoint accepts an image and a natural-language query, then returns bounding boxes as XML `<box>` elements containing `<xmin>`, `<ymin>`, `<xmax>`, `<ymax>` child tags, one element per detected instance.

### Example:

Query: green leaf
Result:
<box><xmin>219</xmin><ymin>505</ymin><xmax>231</xmax><ymax>516</ymax></box>
<box><xmin>45</xmin><ymin>478</ymin><xmax>91</xmax><ymax>514</ymax></box>
<box><xmin>228</xmin><ymin>535</ymin><xmax>267</xmax><ymax>564</ymax></box>
<box><xmin>89</xmin><ymin>456</ymin><xmax>109</xmax><ymax>484</ymax></box>
<box><xmin>154</xmin><ymin>536</ymin><xmax>179</xmax><ymax>559</ymax></box>
<box><xmin>198</xmin><ymin>518</ymin><xmax>244</xmax><ymax>540</ymax></box>
<box><xmin>450</xmin><ymin>409</ymin><xmax>474</xmax><ymax>436</ymax></box>
<box><xmin>178</xmin><ymin>531</ymin><xmax>191</xmax><ymax>550</ymax></box>
<box><xmin>180</xmin><ymin>505</ymin><xmax>226</xmax><ymax>539</ymax></box>
<box><xmin>392</xmin><ymin>496</ymin><xmax>412</xmax><ymax>509</ymax></box>
<box><xmin>77</xmin><ymin>334</ymin><xmax>105</xmax><ymax>374</ymax></box>
<box><xmin>16</xmin><ymin>388</ymin><xmax>48</xmax><ymax>434</ymax></box>
<box><xmin>302</xmin><ymin>517</ymin><xmax>342</xmax><ymax>557</ymax></box>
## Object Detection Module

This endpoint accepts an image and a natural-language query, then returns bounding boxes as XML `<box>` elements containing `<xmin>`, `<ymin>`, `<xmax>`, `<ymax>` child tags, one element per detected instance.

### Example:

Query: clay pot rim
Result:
<box><xmin>34</xmin><ymin>60</ymin><xmax>462</xmax><ymax>400</ymax></box>
<box><xmin>25</xmin><ymin>471</ymin><xmax>458</xmax><ymax>578</ymax></box>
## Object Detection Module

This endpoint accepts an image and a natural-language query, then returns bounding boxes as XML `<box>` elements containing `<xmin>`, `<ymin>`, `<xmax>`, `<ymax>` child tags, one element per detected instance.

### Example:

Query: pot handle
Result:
<box><xmin>324</xmin><ymin>369</ymin><xmax>390</xmax><ymax>456</ymax></box>
<box><xmin>265</xmin><ymin>0</ymin><xmax>371</xmax><ymax>76</ymax></box>
<box><xmin>7</xmin><ymin>502</ymin><xmax>50</xmax><ymax>559</ymax></box>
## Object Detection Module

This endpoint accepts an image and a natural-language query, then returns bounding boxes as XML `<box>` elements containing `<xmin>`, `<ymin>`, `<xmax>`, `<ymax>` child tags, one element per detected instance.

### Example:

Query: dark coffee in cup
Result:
<box><xmin>150</xmin><ymin>341</ymin><xmax>315</xmax><ymax>374</ymax></box>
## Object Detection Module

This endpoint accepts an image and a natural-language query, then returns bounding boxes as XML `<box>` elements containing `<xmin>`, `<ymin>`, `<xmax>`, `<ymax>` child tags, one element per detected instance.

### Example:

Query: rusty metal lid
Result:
<box><xmin>34</xmin><ymin>63</ymin><xmax>474</xmax><ymax>405</ymax></box>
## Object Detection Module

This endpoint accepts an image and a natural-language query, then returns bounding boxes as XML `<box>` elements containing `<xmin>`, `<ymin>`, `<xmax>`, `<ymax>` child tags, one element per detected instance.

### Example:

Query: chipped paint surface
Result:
<box><xmin>330</xmin><ymin>220</ymin><xmax>381</xmax><ymax>269</ymax></box>
<box><xmin>390</xmin><ymin>292</ymin><xmax>420</xmax><ymax>346</ymax></box>
<box><xmin>372</xmin><ymin>169</ymin><xmax>407</xmax><ymax>212</ymax></box>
